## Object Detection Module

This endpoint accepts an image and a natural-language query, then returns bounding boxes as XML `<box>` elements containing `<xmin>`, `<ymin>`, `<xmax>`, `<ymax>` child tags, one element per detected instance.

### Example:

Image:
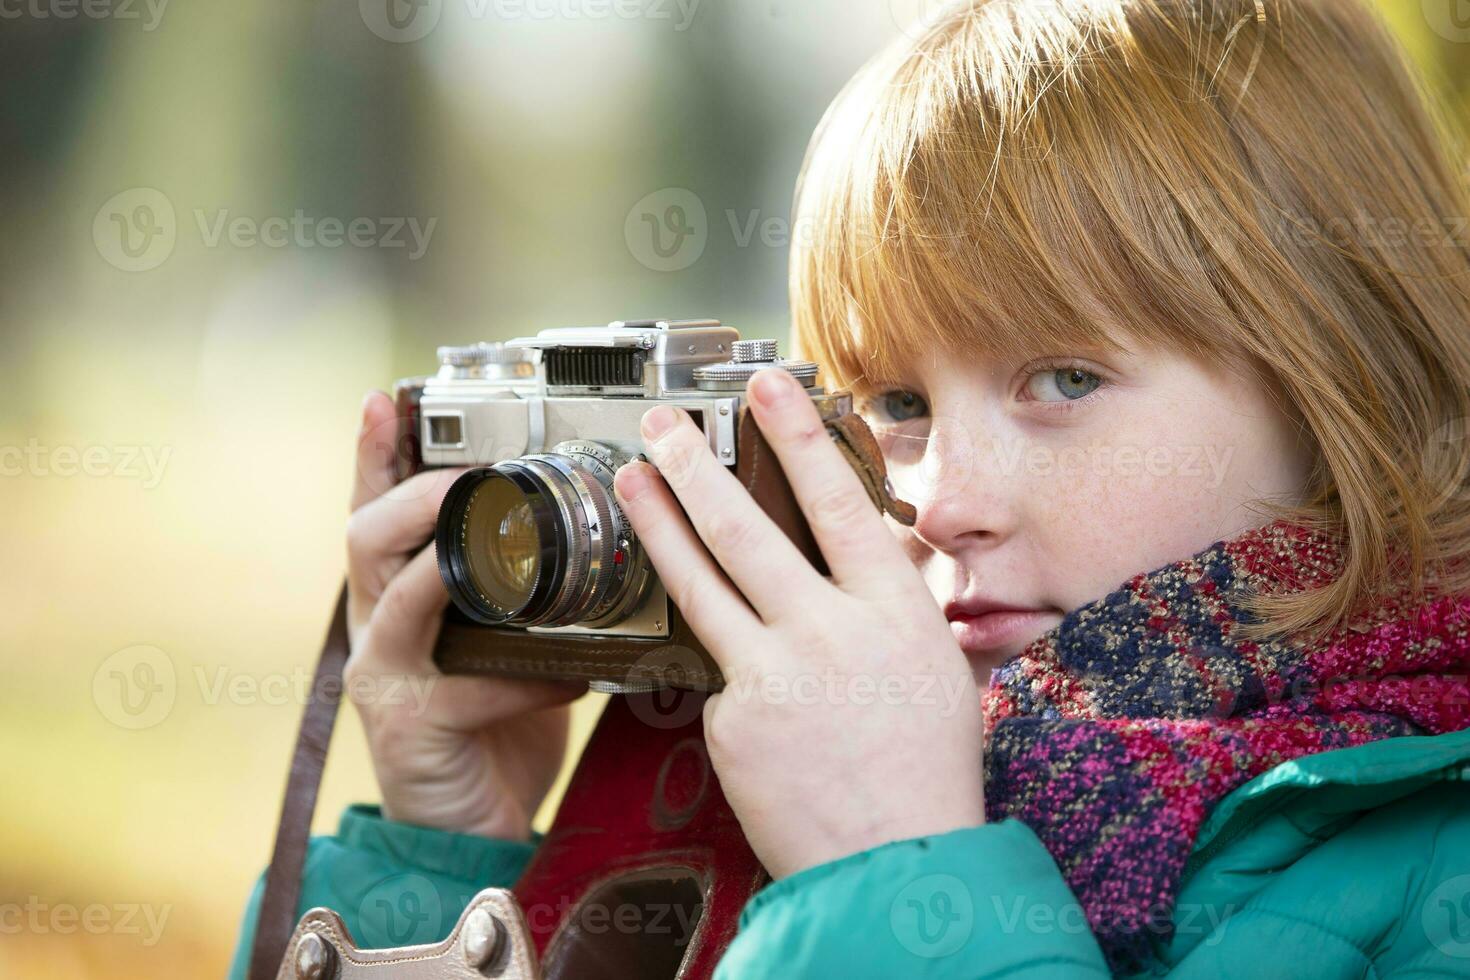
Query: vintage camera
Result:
<box><xmin>391</xmin><ymin>318</ymin><xmax>911</xmax><ymax>693</ymax></box>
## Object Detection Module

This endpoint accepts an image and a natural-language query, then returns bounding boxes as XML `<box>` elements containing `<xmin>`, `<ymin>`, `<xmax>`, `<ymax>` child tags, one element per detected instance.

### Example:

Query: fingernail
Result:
<box><xmin>614</xmin><ymin>461</ymin><xmax>655</xmax><ymax>502</ymax></box>
<box><xmin>642</xmin><ymin>405</ymin><xmax>681</xmax><ymax>441</ymax></box>
<box><xmin>359</xmin><ymin>392</ymin><xmax>375</xmax><ymax>431</ymax></box>
<box><xmin>750</xmin><ymin>369</ymin><xmax>796</xmax><ymax>410</ymax></box>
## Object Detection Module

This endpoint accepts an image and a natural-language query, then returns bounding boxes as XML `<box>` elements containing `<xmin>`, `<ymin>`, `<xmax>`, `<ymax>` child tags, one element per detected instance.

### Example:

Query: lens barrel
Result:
<box><xmin>436</xmin><ymin>451</ymin><xmax>649</xmax><ymax>628</ymax></box>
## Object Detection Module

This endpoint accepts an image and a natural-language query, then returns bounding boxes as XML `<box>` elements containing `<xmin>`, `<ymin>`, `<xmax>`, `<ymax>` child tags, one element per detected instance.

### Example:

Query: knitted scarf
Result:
<box><xmin>983</xmin><ymin>519</ymin><xmax>1470</xmax><ymax>973</ymax></box>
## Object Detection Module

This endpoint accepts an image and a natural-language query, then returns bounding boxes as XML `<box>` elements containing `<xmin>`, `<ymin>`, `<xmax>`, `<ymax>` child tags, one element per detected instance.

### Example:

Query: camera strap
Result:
<box><xmin>247</xmin><ymin>583</ymin><xmax>350</xmax><ymax>980</ymax></box>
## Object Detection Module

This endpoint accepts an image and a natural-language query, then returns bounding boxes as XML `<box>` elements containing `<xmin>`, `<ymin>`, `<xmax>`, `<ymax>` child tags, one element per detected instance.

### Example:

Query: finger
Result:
<box><xmin>348</xmin><ymin>467</ymin><xmax>468</xmax><ymax>581</ymax></box>
<box><xmin>347</xmin><ymin>649</ymin><xmax>584</xmax><ymax>732</ymax></box>
<box><xmin>347</xmin><ymin>468</ymin><xmax>468</xmax><ymax>636</ymax></box>
<box><xmin>613</xmin><ymin>460</ymin><xmax>766</xmax><ymax>666</ymax></box>
<box><xmin>633</xmin><ymin>404</ymin><xmax>826</xmax><ymax>620</ymax></box>
<box><xmin>745</xmin><ymin>369</ymin><xmax>910</xmax><ymax>590</ymax></box>
<box><xmin>419</xmin><ymin>674</ymin><xmax>585</xmax><ymax>733</ymax></box>
<box><xmin>351</xmin><ymin>390</ymin><xmax>403</xmax><ymax>512</ymax></box>
<box><xmin>361</xmin><ymin>545</ymin><xmax>452</xmax><ymax>672</ymax></box>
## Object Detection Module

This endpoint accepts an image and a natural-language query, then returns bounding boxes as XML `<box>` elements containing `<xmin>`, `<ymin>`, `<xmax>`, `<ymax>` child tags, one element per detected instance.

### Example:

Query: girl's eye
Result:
<box><xmin>1024</xmin><ymin>367</ymin><xmax>1103</xmax><ymax>403</ymax></box>
<box><xmin>876</xmin><ymin>390</ymin><xmax>929</xmax><ymax>422</ymax></box>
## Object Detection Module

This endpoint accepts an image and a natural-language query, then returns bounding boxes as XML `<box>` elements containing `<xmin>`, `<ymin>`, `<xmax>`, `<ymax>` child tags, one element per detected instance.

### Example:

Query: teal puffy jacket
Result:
<box><xmin>229</xmin><ymin>728</ymin><xmax>1470</xmax><ymax>977</ymax></box>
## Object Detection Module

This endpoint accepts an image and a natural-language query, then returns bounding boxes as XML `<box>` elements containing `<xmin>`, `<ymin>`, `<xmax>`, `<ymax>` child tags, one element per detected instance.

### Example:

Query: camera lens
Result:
<box><xmin>436</xmin><ymin>448</ymin><xmax>651</xmax><ymax>628</ymax></box>
<box><xmin>461</xmin><ymin>479</ymin><xmax>543</xmax><ymax>614</ymax></box>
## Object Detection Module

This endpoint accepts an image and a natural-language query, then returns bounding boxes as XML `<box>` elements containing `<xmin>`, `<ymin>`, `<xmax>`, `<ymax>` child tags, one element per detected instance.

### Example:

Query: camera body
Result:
<box><xmin>392</xmin><ymin>317</ymin><xmax>907</xmax><ymax>692</ymax></box>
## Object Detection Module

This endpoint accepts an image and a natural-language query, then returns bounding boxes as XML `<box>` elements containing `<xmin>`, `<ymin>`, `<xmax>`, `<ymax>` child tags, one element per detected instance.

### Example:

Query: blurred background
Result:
<box><xmin>0</xmin><ymin>0</ymin><xmax>1465</xmax><ymax>975</ymax></box>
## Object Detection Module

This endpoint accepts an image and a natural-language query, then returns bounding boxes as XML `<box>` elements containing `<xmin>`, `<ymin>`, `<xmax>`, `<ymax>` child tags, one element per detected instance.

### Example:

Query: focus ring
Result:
<box><xmin>576</xmin><ymin>469</ymin><xmax>618</xmax><ymax>618</ymax></box>
<box><xmin>520</xmin><ymin>458</ymin><xmax>588</xmax><ymax>626</ymax></box>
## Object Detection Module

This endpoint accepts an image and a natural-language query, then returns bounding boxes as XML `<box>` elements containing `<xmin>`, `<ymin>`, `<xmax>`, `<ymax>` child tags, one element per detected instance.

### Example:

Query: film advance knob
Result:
<box><xmin>731</xmin><ymin>339</ymin><xmax>779</xmax><ymax>363</ymax></box>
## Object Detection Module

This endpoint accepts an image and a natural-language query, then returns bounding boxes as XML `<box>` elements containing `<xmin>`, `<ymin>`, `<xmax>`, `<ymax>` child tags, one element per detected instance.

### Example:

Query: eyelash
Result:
<box><xmin>860</xmin><ymin>389</ymin><xmax>926</xmax><ymax>425</ymax></box>
<box><xmin>1016</xmin><ymin>359</ymin><xmax>1111</xmax><ymax>413</ymax></box>
<box><xmin>863</xmin><ymin>359</ymin><xmax>1111</xmax><ymax>422</ymax></box>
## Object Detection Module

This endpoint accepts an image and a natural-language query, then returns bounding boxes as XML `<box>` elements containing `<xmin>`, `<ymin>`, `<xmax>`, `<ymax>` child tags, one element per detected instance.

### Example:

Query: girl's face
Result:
<box><xmin>858</xmin><ymin>341</ymin><xmax>1314</xmax><ymax>679</ymax></box>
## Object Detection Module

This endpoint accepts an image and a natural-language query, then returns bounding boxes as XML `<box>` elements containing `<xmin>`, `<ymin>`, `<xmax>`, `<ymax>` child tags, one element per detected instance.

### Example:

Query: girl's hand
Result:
<box><xmin>612</xmin><ymin>368</ymin><xmax>985</xmax><ymax>880</ymax></box>
<box><xmin>344</xmin><ymin>391</ymin><xmax>585</xmax><ymax>841</ymax></box>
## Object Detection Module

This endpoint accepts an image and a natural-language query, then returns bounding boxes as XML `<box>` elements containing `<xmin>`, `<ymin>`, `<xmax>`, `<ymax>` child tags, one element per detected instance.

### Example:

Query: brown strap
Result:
<box><xmin>825</xmin><ymin>412</ymin><xmax>917</xmax><ymax>526</ymax></box>
<box><xmin>249</xmin><ymin>583</ymin><xmax>351</xmax><ymax>980</ymax></box>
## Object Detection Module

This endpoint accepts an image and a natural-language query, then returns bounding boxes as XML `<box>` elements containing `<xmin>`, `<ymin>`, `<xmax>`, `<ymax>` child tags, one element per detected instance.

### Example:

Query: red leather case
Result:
<box><xmin>514</xmin><ymin>692</ymin><xmax>762</xmax><ymax>978</ymax></box>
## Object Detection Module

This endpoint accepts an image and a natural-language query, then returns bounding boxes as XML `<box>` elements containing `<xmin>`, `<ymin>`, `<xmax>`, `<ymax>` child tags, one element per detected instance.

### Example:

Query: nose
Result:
<box><xmin>900</xmin><ymin>416</ymin><xmax>1017</xmax><ymax>555</ymax></box>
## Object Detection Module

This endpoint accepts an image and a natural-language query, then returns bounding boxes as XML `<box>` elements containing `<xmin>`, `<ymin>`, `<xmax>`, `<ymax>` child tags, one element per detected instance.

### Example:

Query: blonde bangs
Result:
<box><xmin>789</xmin><ymin>1</ymin><xmax>1259</xmax><ymax>394</ymax></box>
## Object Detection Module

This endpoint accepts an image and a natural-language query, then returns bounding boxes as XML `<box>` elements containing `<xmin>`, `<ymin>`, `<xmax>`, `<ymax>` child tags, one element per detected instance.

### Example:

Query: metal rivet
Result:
<box><xmin>295</xmin><ymin>933</ymin><xmax>335</xmax><ymax>980</ymax></box>
<box><xmin>463</xmin><ymin>908</ymin><xmax>506</xmax><ymax>972</ymax></box>
<box><xmin>718</xmin><ymin>405</ymin><xmax>730</xmax><ymax>416</ymax></box>
<box><xmin>687</xmin><ymin>344</ymin><xmax>697</xmax><ymax>353</ymax></box>
<box><xmin>720</xmin><ymin>447</ymin><xmax>733</xmax><ymax>457</ymax></box>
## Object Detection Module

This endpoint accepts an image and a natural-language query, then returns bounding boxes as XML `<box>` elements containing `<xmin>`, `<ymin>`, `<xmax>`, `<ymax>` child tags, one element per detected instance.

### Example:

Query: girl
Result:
<box><xmin>233</xmin><ymin>0</ymin><xmax>1470</xmax><ymax>975</ymax></box>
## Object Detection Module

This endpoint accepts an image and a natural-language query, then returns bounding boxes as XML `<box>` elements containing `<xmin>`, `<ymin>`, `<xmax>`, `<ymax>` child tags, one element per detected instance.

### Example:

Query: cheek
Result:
<box><xmin>1018</xmin><ymin>417</ymin><xmax>1292</xmax><ymax>605</ymax></box>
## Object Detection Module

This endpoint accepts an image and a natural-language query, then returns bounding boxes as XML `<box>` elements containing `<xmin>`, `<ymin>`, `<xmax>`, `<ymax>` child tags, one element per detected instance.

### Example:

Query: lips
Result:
<box><xmin>944</xmin><ymin>598</ymin><xmax>1058</xmax><ymax>657</ymax></box>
